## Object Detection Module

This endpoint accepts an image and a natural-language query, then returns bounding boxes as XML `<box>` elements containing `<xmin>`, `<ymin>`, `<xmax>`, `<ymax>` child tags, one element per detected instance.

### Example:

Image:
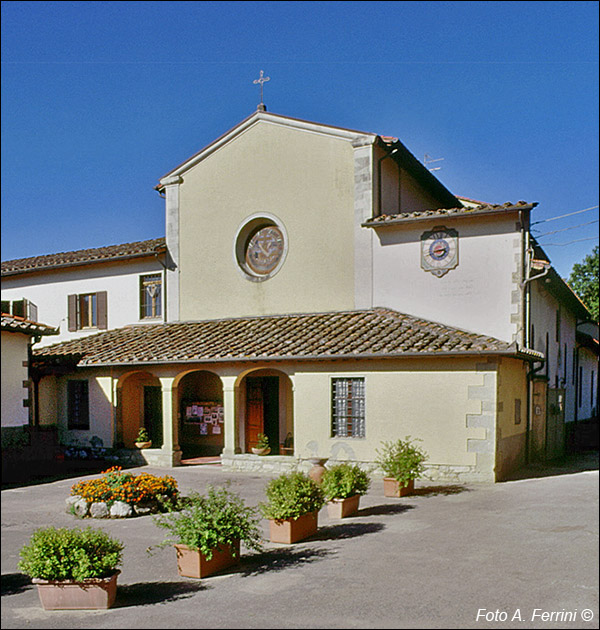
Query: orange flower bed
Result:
<box><xmin>71</xmin><ymin>466</ymin><xmax>179</xmax><ymax>507</ymax></box>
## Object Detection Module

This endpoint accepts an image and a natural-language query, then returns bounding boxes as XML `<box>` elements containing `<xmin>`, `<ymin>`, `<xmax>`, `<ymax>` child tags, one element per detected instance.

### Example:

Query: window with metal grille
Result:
<box><xmin>331</xmin><ymin>378</ymin><xmax>365</xmax><ymax>438</ymax></box>
<box><xmin>140</xmin><ymin>274</ymin><xmax>162</xmax><ymax>319</ymax></box>
<box><xmin>67</xmin><ymin>380</ymin><xmax>89</xmax><ymax>430</ymax></box>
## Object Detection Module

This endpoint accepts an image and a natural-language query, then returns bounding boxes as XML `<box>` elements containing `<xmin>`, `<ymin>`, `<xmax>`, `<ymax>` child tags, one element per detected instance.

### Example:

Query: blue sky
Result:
<box><xmin>1</xmin><ymin>1</ymin><xmax>598</xmax><ymax>279</ymax></box>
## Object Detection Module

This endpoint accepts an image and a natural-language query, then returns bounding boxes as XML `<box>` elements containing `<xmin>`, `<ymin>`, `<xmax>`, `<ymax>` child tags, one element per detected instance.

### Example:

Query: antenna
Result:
<box><xmin>424</xmin><ymin>153</ymin><xmax>444</xmax><ymax>172</ymax></box>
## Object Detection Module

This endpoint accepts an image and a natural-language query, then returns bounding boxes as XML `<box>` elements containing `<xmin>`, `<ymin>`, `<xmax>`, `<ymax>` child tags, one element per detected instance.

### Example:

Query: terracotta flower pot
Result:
<box><xmin>251</xmin><ymin>447</ymin><xmax>271</xmax><ymax>455</ymax></box>
<box><xmin>135</xmin><ymin>441</ymin><xmax>152</xmax><ymax>449</ymax></box>
<box><xmin>174</xmin><ymin>541</ymin><xmax>240</xmax><ymax>578</ymax></box>
<box><xmin>383</xmin><ymin>477</ymin><xmax>415</xmax><ymax>497</ymax></box>
<box><xmin>269</xmin><ymin>511</ymin><xmax>319</xmax><ymax>544</ymax></box>
<box><xmin>326</xmin><ymin>494</ymin><xmax>361</xmax><ymax>519</ymax></box>
<box><xmin>308</xmin><ymin>458</ymin><xmax>328</xmax><ymax>484</ymax></box>
<box><xmin>32</xmin><ymin>571</ymin><xmax>120</xmax><ymax>610</ymax></box>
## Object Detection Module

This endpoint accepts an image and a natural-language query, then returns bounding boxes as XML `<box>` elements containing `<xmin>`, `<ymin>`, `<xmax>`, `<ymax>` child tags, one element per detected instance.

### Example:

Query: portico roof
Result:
<box><xmin>33</xmin><ymin>308</ymin><xmax>543</xmax><ymax>367</ymax></box>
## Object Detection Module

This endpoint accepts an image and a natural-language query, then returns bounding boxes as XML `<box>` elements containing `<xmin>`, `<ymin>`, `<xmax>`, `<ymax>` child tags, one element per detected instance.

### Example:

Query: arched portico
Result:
<box><xmin>116</xmin><ymin>370</ymin><xmax>163</xmax><ymax>448</ymax></box>
<box><xmin>175</xmin><ymin>369</ymin><xmax>224</xmax><ymax>458</ymax></box>
<box><xmin>236</xmin><ymin>368</ymin><xmax>294</xmax><ymax>455</ymax></box>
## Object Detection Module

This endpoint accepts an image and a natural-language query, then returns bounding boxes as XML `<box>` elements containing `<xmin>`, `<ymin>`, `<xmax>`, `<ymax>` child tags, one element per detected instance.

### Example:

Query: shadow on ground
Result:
<box><xmin>412</xmin><ymin>484</ymin><xmax>470</xmax><ymax>496</ymax></box>
<box><xmin>311</xmin><ymin>521</ymin><xmax>385</xmax><ymax>542</ymax></box>
<box><xmin>355</xmin><ymin>503</ymin><xmax>415</xmax><ymax>517</ymax></box>
<box><xmin>502</xmin><ymin>450</ymin><xmax>599</xmax><ymax>482</ymax></box>
<box><xmin>239</xmin><ymin>547</ymin><xmax>331</xmax><ymax>576</ymax></box>
<box><xmin>1</xmin><ymin>573</ymin><xmax>33</xmax><ymax>596</ymax></box>
<box><xmin>113</xmin><ymin>581</ymin><xmax>205</xmax><ymax>607</ymax></box>
<box><xmin>1</xmin><ymin>461</ymin><xmax>141</xmax><ymax>490</ymax></box>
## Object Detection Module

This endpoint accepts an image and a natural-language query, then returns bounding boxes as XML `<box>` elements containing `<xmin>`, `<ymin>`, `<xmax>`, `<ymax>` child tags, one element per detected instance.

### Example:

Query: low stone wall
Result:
<box><xmin>65</xmin><ymin>494</ymin><xmax>165</xmax><ymax>519</ymax></box>
<box><xmin>220</xmin><ymin>454</ymin><xmax>493</xmax><ymax>483</ymax></box>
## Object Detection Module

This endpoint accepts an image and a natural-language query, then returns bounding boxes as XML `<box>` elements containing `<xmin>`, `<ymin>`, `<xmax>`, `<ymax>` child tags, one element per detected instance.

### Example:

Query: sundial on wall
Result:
<box><xmin>420</xmin><ymin>226</ymin><xmax>459</xmax><ymax>277</ymax></box>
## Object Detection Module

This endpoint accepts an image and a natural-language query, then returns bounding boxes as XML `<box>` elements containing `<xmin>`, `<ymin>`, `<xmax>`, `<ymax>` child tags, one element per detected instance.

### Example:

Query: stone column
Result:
<box><xmin>152</xmin><ymin>376</ymin><xmax>181</xmax><ymax>467</ymax></box>
<box><xmin>221</xmin><ymin>376</ymin><xmax>237</xmax><ymax>456</ymax></box>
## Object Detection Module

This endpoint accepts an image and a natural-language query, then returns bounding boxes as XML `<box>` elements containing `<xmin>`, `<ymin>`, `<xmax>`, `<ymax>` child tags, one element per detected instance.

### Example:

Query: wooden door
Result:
<box><xmin>245</xmin><ymin>378</ymin><xmax>264</xmax><ymax>451</ymax></box>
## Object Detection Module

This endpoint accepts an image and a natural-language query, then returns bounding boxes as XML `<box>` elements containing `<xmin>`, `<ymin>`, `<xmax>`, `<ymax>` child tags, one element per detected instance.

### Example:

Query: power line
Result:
<box><xmin>534</xmin><ymin>219</ymin><xmax>599</xmax><ymax>237</ymax></box>
<box><xmin>540</xmin><ymin>237</ymin><xmax>599</xmax><ymax>246</ymax></box>
<box><xmin>530</xmin><ymin>205</ymin><xmax>599</xmax><ymax>226</ymax></box>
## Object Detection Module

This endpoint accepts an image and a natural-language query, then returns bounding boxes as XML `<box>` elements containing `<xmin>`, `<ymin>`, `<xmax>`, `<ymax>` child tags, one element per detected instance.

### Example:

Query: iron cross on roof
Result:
<box><xmin>253</xmin><ymin>70</ymin><xmax>270</xmax><ymax>111</ymax></box>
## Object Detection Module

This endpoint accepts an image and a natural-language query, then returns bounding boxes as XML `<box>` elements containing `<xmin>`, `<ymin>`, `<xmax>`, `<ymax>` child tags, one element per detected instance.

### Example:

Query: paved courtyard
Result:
<box><xmin>1</xmin><ymin>453</ymin><xmax>598</xmax><ymax>629</ymax></box>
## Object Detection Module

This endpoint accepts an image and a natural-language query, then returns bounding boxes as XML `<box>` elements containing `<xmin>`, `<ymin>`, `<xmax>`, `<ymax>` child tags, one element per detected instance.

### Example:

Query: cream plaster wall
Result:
<box><xmin>176</xmin><ymin>121</ymin><xmax>356</xmax><ymax>320</ymax></box>
<box><xmin>1</xmin><ymin>332</ymin><xmax>30</xmax><ymax>426</ymax></box>
<box><xmin>53</xmin><ymin>369</ymin><xmax>115</xmax><ymax>448</ymax></box>
<box><xmin>1</xmin><ymin>259</ymin><xmax>164</xmax><ymax>347</ymax></box>
<box><xmin>495</xmin><ymin>357</ymin><xmax>528</xmax><ymax>479</ymax></box>
<box><xmin>291</xmin><ymin>358</ymin><xmax>492</xmax><ymax>473</ymax></box>
<box><xmin>370</xmin><ymin>212</ymin><xmax>522</xmax><ymax>342</ymax></box>
<box><xmin>38</xmin><ymin>375</ymin><xmax>58</xmax><ymax>426</ymax></box>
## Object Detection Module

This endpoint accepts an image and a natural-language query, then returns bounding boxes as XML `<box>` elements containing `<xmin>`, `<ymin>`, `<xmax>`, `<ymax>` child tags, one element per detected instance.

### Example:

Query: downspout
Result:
<box><xmin>519</xmin><ymin>209</ymin><xmax>551</xmax><ymax>463</ymax></box>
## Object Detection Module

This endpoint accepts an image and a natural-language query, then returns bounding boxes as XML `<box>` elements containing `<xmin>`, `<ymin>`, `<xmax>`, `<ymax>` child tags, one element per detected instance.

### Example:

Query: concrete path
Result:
<box><xmin>1</xmin><ymin>453</ymin><xmax>598</xmax><ymax>629</ymax></box>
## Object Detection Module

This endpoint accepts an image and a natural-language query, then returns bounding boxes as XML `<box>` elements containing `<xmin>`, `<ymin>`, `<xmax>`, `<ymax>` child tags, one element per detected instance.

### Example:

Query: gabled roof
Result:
<box><xmin>1</xmin><ymin>238</ymin><xmax>166</xmax><ymax>277</ymax></box>
<box><xmin>1</xmin><ymin>313</ymin><xmax>59</xmax><ymax>337</ymax></box>
<box><xmin>158</xmin><ymin>110</ymin><xmax>378</xmax><ymax>186</ymax></box>
<box><xmin>156</xmin><ymin>110</ymin><xmax>460</xmax><ymax>209</ymax></box>
<box><xmin>33</xmin><ymin>307</ymin><xmax>542</xmax><ymax>367</ymax></box>
<box><xmin>363</xmin><ymin>201</ymin><xmax>538</xmax><ymax>227</ymax></box>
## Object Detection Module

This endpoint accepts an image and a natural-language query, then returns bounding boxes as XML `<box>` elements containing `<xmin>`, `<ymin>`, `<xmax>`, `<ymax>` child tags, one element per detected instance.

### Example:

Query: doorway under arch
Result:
<box><xmin>239</xmin><ymin>369</ymin><xmax>293</xmax><ymax>455</ymax></box>
<box><xmin>177</xmin><ymin>370</ymin><xmax>224</xmax><ymax>458</ymax></box>
<box><xmin>117</xmin><ymin>371</ymin><xmax>163</xmax><ymax>448</ymax></box>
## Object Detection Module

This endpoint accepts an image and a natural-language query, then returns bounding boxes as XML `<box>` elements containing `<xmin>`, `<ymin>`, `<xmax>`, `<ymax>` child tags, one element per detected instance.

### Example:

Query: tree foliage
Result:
<box><xmin>568</xmin><ymin>246</ymin><xmax>599</xmax><ymax>321</ymax></box>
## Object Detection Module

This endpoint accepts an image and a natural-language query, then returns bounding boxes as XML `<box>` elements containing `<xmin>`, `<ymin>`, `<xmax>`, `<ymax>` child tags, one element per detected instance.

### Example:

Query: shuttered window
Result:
<box><xmin>67</xmin><ymin>380</ymin><xmax>89</xmax><ymax>430</ymax></box>
<box><xmin>331</xmin><ymin>378</ymin><xmax>365</xmax><ymax>438</ymax></box>
<box><xmin>67</xmin><ymin>292</ymin><xmax>107</xmax><ymax>331</ymax></box>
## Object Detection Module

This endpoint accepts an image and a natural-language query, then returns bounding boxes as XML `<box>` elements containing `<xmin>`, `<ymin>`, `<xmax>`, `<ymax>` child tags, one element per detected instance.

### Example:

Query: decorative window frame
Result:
<box><xmin>233</xmin><ymin>213</ymin><xmax>288</xmax><ymax>282</ymax></box>
<box><xmin>139</xmin><ymin>273</ymin><xmax>163</xmax><ymax>320</ymax></box>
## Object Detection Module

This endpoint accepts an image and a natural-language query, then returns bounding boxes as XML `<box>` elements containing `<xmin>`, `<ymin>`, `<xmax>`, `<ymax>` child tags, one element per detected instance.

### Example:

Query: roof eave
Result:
<box><xmin>362</xmin><ymin>203</ymin><xmax>537</xmax><ymax>228</ymax></box>
<box><xmin>49</xmin><ymin>347</ymin><xmax>542</xmax><ymax>368</ymax></box>
<box><xmin>1</xmin><ymin>246</ymin><xmax>167</xmax><ymax>278</ymax></box>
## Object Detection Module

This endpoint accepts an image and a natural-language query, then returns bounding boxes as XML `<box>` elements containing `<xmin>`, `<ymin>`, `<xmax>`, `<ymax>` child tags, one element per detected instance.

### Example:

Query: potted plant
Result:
<box><xmin>375</xmin><ymin>436</ymin><xmax>428</xmax><ymax>497</ymax></box>
<box><xmin>321</xmin><ymin>462</ymin><xmax>371</xmax><ymax>518</ymax></box>
<box><xmin>151</xmin><ymin>485</ymin><xmax>263</xmax><ymax>579</ymax></box>
<box><xmin>134</xmin><ymin>427</ymin><xmax>152</xmax><ymax>449</ymax></box>
<box><xmin>18</xmin><ymin>526</ymin><xmax>123</xmax><ymax>610</ymax></box>
<box><xmin>251</xmin><ymin>433</ymin><xmax>271</xmax><ymax>455</ymax></box>
<box><xmin>260</xmin><ymin>471</ymin><xmax>325</xmax><ymax>543</ymax></box>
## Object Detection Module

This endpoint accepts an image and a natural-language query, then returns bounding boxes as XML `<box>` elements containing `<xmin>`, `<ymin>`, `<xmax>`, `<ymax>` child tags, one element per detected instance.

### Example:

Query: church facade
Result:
<box><xmin>2</xmin><ymin>109</ymin><xmax>597</xmax><ymax>481</ymax></box>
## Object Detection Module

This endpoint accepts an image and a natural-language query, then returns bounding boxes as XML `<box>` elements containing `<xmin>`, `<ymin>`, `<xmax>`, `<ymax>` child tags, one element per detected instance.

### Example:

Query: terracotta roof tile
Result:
<box><xmin>363</xmin><ymin>201</ymin><xmax>537</xmax><ymax>227</ymax></box>
<box><xmin>1</xmin><ymin>238</ymin><xmax>166</xmax><ymax>276</ymax></box>
<box><xmin>1</xmin><ymin>313</ymin><xmax>59</xmax><ymax>336</ymax></box>
<box><xmin>33</xmin><ymin>308</ymin><xmax>542</xmax><ymax>366</ymax></box>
